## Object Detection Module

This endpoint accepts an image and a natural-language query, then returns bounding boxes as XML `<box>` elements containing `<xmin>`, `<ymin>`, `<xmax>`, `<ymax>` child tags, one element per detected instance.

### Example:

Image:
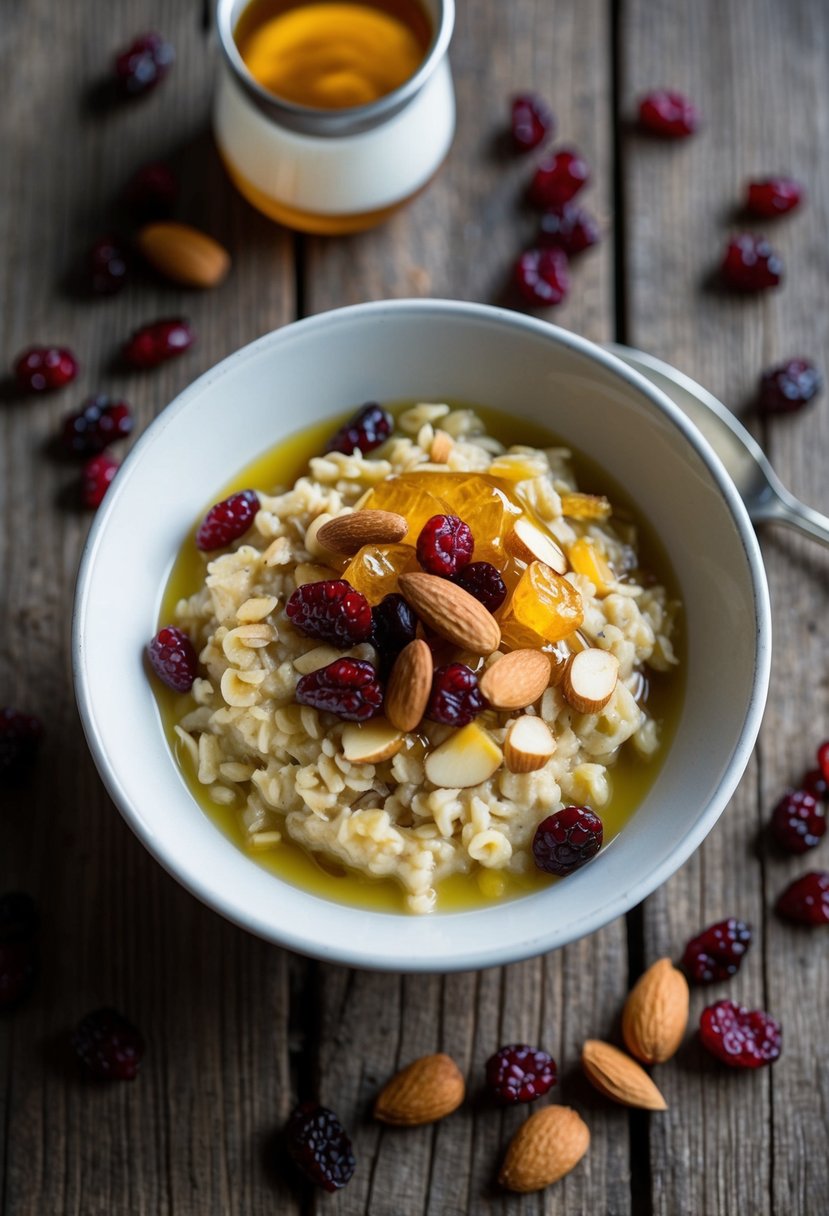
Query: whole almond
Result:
<box><xmin>582</xmin><ymin>1040</ymin><xmax>667</xmax><ymax>1111</ymax></box>
<box><xmin>499</xmin><ymin>1105</ymin><xmax>589</xmax><ymax>1193</ymax></box>
<box><xmin>137</xmin><ymin>221</ymin><xmax>231</xmax><ymax>288</ymax></box>
<box><xmin>315</xmin><ymin>509</ymin><xmax>408</xmax><ymax>555</ymax></box>
<box><xmin>385</xmin><ymin>639</ymin><xmax>433</xmax><ymax>732</ymax></box>
<box><xmin>622</xmin><ymin>958</ymin><xmax>689</xmax><ymax>1064</ymax></box>
<box><xmin>479</xmin><ymin>649</ymin><xmax>552</xmax><ymax>710</ymax></box>
<box><xmin>398</xmin><ymin>572</ymin><xmax>501</xmax><ymax>655</ymax></box>
<box><xmin>374</xmin><ymin>1052</ymin><xmax>464</xmax><ymax>1126</ymax></box>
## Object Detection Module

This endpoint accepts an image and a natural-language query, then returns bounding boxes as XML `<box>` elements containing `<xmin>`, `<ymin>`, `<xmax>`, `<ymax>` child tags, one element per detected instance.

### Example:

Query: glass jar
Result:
<box><xmin>213</xmin><ymin>0</ymin><xmax>456</xmax><ymax>234</ymax></box>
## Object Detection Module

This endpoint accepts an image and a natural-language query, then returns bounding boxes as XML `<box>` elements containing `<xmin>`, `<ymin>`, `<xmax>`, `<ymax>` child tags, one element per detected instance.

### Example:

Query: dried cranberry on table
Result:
<box><xmin>819</xmin><ymin>740</ymin><xmax>829</xmax><ymax>784</ymax></box>
<box><xmin>532</xmin><ymin>805</ymin><xmax>603</xmax><ymax>876</ymax></box>
<box><xmin>538</xmin><ymin>203</ymin><xmax>600</xmax><ymax>256</ymax></box>
<box><xmin>452</xmin><ymin>561</ymin><xmax>507</xmax><ymax>613</ymax></box>
<box><xmin>62</xmin><ymin>395</ymin><xmax>133</xmax><ymax>456</ymax></box>
<box><xmin>71</xmin><ymin>1007</ymin><xmax>146</xmax><ymax>1081</ymax></box>
<box><xmin>0</xmin><ymin>708</ymin><xmax>43</xmax><ymax>780</ymax></box>
<box><xmin>80</xmin><ymin>453</ymin><xmax>119</xmax><ymax>508</ymax></box>
<box><xmin>511</xmin><ymin>93</ymin><xmax>555</xmax><ymax>152</ymax></box>
<box><xmin>286</xmin><ymin>580</ymin><xmax>373</xmax><ymax>648</ymax></box>
<box><xmin>123</xmin><ymin>318</ymin><xmax>194</xmax><ymax>369</ymax></box>
<box><xmin>13</xmin><ymin>346</ymin><xmax>78</xmax><ymax>392</ymax></box>
<box><xmin>114</xmin><ymin>32</ymin><xmax>174</xmax><ymax>98</ymax></box>
<box><xmin>0</xmin><ymin>892</ymin><xmax>39</xmax><ymax>1012</ymax></box>
<box><xmin>776</xmin><ymin>871</ymin><xmax>829</xmax><ymax>925</ymax></box>
<box><xmin>325</xmin><ymin>402</ymin><xmax>393</xmax><ymax>456</ymax></box>
<box><xmin>195</xmin><ymin>490</ymin><xmax>260</xmax><ymax>551</ymax></box>
<box><xmin>770</xmin><ymin>789</ymin><xmax>826</xmax><ymax>853</ymax></box>
<box><xmin>637</xmin><ymin>89</ymin><xmax>700</xmax><ymax>138</ymax></box>
<box><xmin>485</xmin><ymin>1044</ymin><xmax>557</xmax><ymax>1104</ymax></box>
<box><xmin>416</xmin><ymin>513</ymin><xmax>474</xmax><ymax>577</ymax></box>
<box><xmin>295</xmin><ymin>658</ymin><xmax>383</xmax><ymax>722</ymax></box>
<box><xmin>758</xmin><ymin>358</ymin><xmax>822</xmax><ymax>415</ymax></box>
<box><xmin>122</xmin><ymin>162</ymin><xmax>178</xmax><ymax>221</ymax></box>
<box><xmin>699</xmin><ymin>999</ymin><xmax>781</xmax><ymax>1069</ymax></box>
<box><xmin>147</xmin><ymin>626</ymin><xmax>198</xmax><ymax>693</ymax></box>
<box><xmin>529</xmin><ymin>147</ymin><xmax>590</xmax><ymax>209</ymax></box>
<box><xmin>745</xmin><ymin>176</ymin><xmax>803</xmax><ymax>218</ymax></box>
<box><xmin>86</xmin><ymin>235</ymin><xmax>130</xmax><ymax>296</ymax></box>
<box><xmin>425</xmin><ymin>663</ymin><xmax>486</xmax><ymax>726</ymax></box>
<box><xmin>285</xmin><ymin>1102</ymin><xmax>356</xmax><ymax>1192</ymax></box>
<box><xmin>514</xmin><ymin>247</ymin><xmax>570</xmax><ymax>306</ymax></box>
<box><xmin>720</xmin><ymin>234</ymin><xmax>783</xmax><ymax>292</ymax></box>
<box><xmin>682</xmin><ymin>918</ymin><xmax>752</xmax><ymax>984</ymax></box>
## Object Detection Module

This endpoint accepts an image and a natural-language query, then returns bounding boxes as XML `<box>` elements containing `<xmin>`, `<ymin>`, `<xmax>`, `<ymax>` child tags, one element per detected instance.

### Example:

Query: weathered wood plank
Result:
<box><xmin>303</xmin><ymin>1</ymin><xmax>623</xmax><ymax>1212</ymax></box>
<box><xmin>0</xmin><ymin>2</ymin><xmax>297</xmax><ymax>1213</ymax></box>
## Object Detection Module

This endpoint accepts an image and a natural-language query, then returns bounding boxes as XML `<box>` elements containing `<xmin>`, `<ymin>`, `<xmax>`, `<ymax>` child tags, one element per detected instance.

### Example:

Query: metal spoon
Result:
<box><xmin>607</xmin><ymin>343</ymin><xmax>829</xmax><ymax>549</ymax></box>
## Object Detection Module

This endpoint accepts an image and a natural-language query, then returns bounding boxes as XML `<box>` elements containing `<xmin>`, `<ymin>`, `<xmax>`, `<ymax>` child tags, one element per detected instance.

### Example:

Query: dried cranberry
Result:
<box><xmin>451</xmin><ymin>561</ymin><xmax>506</xmax><ymax>613</ymax></box>
<box><xmin>71</xmin><ymin>1007</ymin><xmax>145</xmax><ymax>1080</ymax></box>
<box><xmin>416</xmin><ymin>514</ymin><xmax>474</xmax><ymax>577</ymax></box>
<box><xmin>638</xmin><ymin>89</ymin><xmax>700</xmax><ymax>138</ymax></box>
<box><xmin>296</xmin><ymin>658</ymin><xmax>382</xmax><ymax>722</ymax></box>
<box><xmin>532</xmin><ymin>805</ymin><xmax>603</xmax><ymax>876</ymax></box>
<box><xmin>81</xmin><ymin>453</ymin><xmax>119</xmax><ymax>508</ymax></box>
<box><xmin>776</xmin><ymin>871</ymin><xmax>829</xmax><ymax>925</ymax></box>
<box><xmin>538</xmin><ymin>203</ymin><xmax>600</xmax><ymax>256</ymax></box>
<box><xmin>682</xmin><ymin>918</ymin><xmax>752</xmax><ymax>984</ymax></box>
<box><xmin>326</xmin><ymin>403</ymin><xmax>393</xmax><ymax>456</ymax></box>
<box><xmin>147</xmin><ymin>626</ymin><xmax>198</xmax><ymax>693</ymax></box>
<box><xmin>818</xmin><ymin>740</ymin><xmax>829</xmax><ymax>784</ymax></box>
<box><xmin>425</xmin><ymin>663</ymin><xmax>485</xmax><ymax>727</ymax></box>
<box><xmin>699</xmin><ymin>1000</ymin><xmax>781</xmax><ymax>1069</ymax></box>
<box><xmin>746</xmin><ymin>177</ymin><xmax>803</xmax><ymax>218</ymax></box>
<box><xmin>123</xmin><ymin>162</ymin><xmax>178</xmax><ymax>220</ymax></box>
<box><xmin>529</xmin><ymin>147</ymin><xmax>590</xmax><ymax>209</ymax></box>
<box><xmin>87</xmin><ymin>235</ymin><xmax>129</xmax><ymax>296</ymax></box>
<box><xmin>195</xmin><ymin>490</ymin><xmax>260</xmax><ymax>551</ymax></box>
<box><xmin>0</xmin><ymin>708</ymin><xmax>43</xmax><ymax>780</ymax></box>
<box><xmin>720</xmin><ymin>234</ymin><xmax>783</xmax><ymax>292</ymax></box>
<box><xmin>515</xmin><ymin>248</ymin><xmax>570</xmax><ymax>306</ymax></box>
<box><xmin>371</xmin><ymin>593</ymin><xmax>417</xmax><ymax>669</ymax></box>
<box><xmin>286</xmin><ymin>580</ymin><xmax>372</xmax><ymax>648</ymax></box>
<box><xmin>770</xmin><ymin>789</ymin><xmax>825</xmax><ymax>853</ymax></box>
<box><xmin>62</xmin><ymin>395</ymin><xmax>133</xmax><ymax>456</ymax></box>
<box><xmin>485</xmin><ymin>1044</ymin><xmax>557</xmax><ymax>1104</ymax></box>
<box><xmin>511</xmin><ymin>93</ymin><xmax>554</xmax><ymax>152</ymax></box>
<box><xmin>123</xmin><ymin>318</ymin><xmax>194</xmax><ymax>369</ymax></box>
<box><xmin>758</xmin><ymin>358</ymin><xmax>822</xmax><ymax>416</ymax></box>
<box><xmin>802</xmin><ymin>767</ymin><xmax>829</xmax><ymax>801</ymax></box>
<box><xmin>13</xmin><ymin>346</ymin><xmax>78</xmax><ymax>393</ymax></box>
<box><xmin>285</xmin><ymin>1102</ymin><xmax>356</xmax><ymax>1192</ymax></box>
<box><xmin>114</xmin><ymin>32</ymin><xmax>174</xmax><ymax>97</ymax></box>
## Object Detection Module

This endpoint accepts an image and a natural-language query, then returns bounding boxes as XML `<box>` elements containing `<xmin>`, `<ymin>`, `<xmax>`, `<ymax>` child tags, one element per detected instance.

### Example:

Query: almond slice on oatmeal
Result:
<box><xmin>398</xmin><ymin>572</ymin><xmax>501</xmax><ymax>655</ymax></box>
<box><xmin>316</xmin><ymin>509</ymin><xmax>408</xmax><ymax>556</ymax></box>
<box><xmin>424</xmin><ymin>722</ymin><xmax>503</xmax><ymax>788</ymax></box>
<box><xmin>478</xmin><ymin>649</ymin><xmax>552</xmax><ymax>710</ymax></box>
<box><xmin>562</xmin><ymin>648</ymin><xmax>620</xmax><ymax>714</ymax></box>
<box><xmin>429</xmin><ymin>429</ymin><xmax>454</xmax><ymax>463</ymax></box>
<box><xmin>386</xmin><ymin>639</ymin><xmax>433</xmax><ymax>732</ymax></box>
<box><xmin>236</xmin><ymin>595</ymin><xmax>278</xmax><ymax>623</ymax></box>
<box><xmin>504</xmin><ymin>715</ymin><xmax>556</xmax><ymax>773</ymax></box>
<box><xmin>505</xmin><ymin>517</ymin><xmax>568</xmax><ymax>574</ymax></box>
<box><xmin>342</xmin><ymin>718</ymin><xmax>405</xmax><ymax>764</ymax></box>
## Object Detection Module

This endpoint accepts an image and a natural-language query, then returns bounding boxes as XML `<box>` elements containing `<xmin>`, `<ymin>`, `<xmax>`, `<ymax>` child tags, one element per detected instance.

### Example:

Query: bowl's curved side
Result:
<box><xmin>73</xmin><ymin>299</ymin><xmax>771</xmax><ymax>971</ymax></box>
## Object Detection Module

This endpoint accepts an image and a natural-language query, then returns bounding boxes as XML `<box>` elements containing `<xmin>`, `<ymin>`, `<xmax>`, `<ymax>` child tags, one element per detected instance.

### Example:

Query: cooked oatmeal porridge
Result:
<box><xmin>153</xmin><ymin>402</ymin><xmax>680</xmax><ymax>913</ymax></box>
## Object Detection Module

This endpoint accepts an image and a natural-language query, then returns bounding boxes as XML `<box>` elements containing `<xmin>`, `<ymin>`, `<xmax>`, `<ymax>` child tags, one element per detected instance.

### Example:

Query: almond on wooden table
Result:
<box><xmin>562</xmin><ymin>647</ymin><xmax>619</xmax><ymax>714</ymax></box>
<box><xmin>478</xmin><ymin>649</ymin><xmax>552</xmax><ymax>710</ymax></box>
<box><xmin>315</xmin><ymin>509</ymin><xmax>408</xmax><ymax>555</ymax></box>
<box><xmin>581</xmin><ymin>1039</ymin><xmax>667</xmax><ymax>1111</ymax></box>
<box><xmin>505</xmin><ymin>517</ymin><xmax>568</xmax><ymax>574</ymax></box>
<box><xmin>398</xmin><ymin>572</ymin><xmax>501</xmax><ymax>655</ymax></box>
<box><xmin>622</xmin><ymin>958</ymin><xmax>689</xmax><ymax>1065</ymax></box>
<box><xmin>374</xmin><ymin>1053</ymin><xmax>464</xmax><ymax>1126</ymax></box>
<box><xmin>385</xmin><ymin>638</ymin><xmax>432</xmax><ymax>732</ymax></box>
<box><xmin>136</xmin><ymin>221</ymin><xmax>231</xmax><ymax>288</ymax></box>
<box><xmin>504</xmin><ymin>715</ymin><xmax>556</xmax><ymax>773</ymax></box>
<box><xmin>499</xmin><ymin>1105</ymin><xmax>590</xmax><ymax>1193</ymax></box>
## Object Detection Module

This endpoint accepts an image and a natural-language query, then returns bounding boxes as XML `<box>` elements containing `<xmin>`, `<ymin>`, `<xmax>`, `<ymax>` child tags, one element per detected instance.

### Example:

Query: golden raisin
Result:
<box><xmin>568</xmin><ymin>536</ymin><xmax>615</xmax><ymax>594</ymax></box>
<box><xmin>499</xmin><ymin>561</ymin><xmax>584</xmax><ymax>649</ymax></box>
<box><xmin>341</xmin><ymin>544</ymin><xmax>417</xmax><ymax>602</ymax></box>
<box><xmin>560</xmin><ymin>491</ymin><xmax>612</xmax><ymax>521</ymax></box>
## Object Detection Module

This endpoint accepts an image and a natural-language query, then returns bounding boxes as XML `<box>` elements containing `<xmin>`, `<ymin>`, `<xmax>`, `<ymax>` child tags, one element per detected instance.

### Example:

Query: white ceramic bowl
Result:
<box><xmin>73</xmin><ymin>300</ymin><xmax>771</xmax><ymax>972</ymax></box>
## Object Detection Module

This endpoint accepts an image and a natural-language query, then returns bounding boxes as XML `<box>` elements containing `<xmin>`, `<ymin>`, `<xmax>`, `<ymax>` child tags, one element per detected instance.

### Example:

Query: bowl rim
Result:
<box><xmin>72</xmin><ymin>298</ymin><xmax>771</xmax><ymax>971</ymax></box>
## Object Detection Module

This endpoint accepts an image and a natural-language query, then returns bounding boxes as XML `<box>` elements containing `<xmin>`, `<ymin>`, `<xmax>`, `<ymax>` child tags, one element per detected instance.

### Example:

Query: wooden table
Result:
<box><xmin>2</xmin><ymin>1</ymin><xmax>827</xmax><ymax>1212</ymax></box>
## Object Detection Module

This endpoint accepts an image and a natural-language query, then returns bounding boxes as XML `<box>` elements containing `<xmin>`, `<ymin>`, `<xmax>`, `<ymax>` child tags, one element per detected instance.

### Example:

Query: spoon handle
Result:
<box><xmin>752</xmin><ymin>486</ymin><xmax>829</xmax><ymax>549</ymax></box>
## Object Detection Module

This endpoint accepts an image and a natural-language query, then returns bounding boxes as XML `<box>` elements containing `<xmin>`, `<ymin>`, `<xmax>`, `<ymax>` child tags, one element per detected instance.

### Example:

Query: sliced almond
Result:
<box><xmin>622</xmin><ymin>958</ymin><xmax>689</xmax><ymax>1065</ymax></box>
<box><xmin>385</xmin><ymin>639</ymin><xmax>433</xmax><ymax>732</ymax></box>
<box><xmin>398</xmin><ymin>572</ymin><xmax>501</xmax><ymax>655</ymax></box>
<box><xmin>505</xmin><ymin>517</ymin><xmax>568</xmax><ymax>574</ymax></box>
<box><xmin>429</xmin><ymin>428</ymin><xmax>453</xmax><ymax>463</ymax></box>
<box><xmin>504</xmin><ymin>715</ymin><xmax>556</xmax><ymax>773</ymax></box>
<box><xmin>316</xmin><ymin>509</ymin><xmax>408</xmax><ymax>556</ymax></box>
<box><xmin>562</xmin><ymin>648</ymin><xmax>619</xmax><ymax>714</ymax></box>
<box><xmin>342</xmin><ymin>718</ymin><xmax>404</xmax><ymax>764</ymax></box>
<box><xmin>499</xmin><ymin>1105</ymin><xmax>590</xmax><ymax>1193</ymax></box>
<box><xmin>479</xmin><ymin>649</ymin><xmax>552</xmax><ymax>710</ymax></box>
<box><xmin>424</xmin><ymin>722</ymin><xmax>503</xmax><ymax>788</ymax></box>
<box><xmin>582</xmin><ymin>1039</ymin><xmax>667</xmax><ymax>1111</ymax></box>
<box><xmin>374</xmin><ymin>1053</ymin><xmax>465</xmax><ymax>1126</ymax></box>
<box><xmin>136</xmin><ymin>221</ymin><xmax>231</xmax><ymax>288</ymax></box>
<box><xmin>236</xmin><ymin>595</ymin><xmax>278</xmax><ymax>623</ymax></box>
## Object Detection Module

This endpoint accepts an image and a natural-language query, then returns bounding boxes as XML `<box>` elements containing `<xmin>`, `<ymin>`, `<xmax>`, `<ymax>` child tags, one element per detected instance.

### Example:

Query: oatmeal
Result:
<box><xmin>155</xmin><ymin>402</ymin><xmax>680</xmax><ymax>913</ymax></box>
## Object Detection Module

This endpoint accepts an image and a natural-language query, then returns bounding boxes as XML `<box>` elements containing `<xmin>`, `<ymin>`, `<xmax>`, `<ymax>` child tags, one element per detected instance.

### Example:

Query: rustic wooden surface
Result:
<box><xmin>1</xmin><ymin>0</ymin><xmax>827</xmax><ymax>1213</ymax></box>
